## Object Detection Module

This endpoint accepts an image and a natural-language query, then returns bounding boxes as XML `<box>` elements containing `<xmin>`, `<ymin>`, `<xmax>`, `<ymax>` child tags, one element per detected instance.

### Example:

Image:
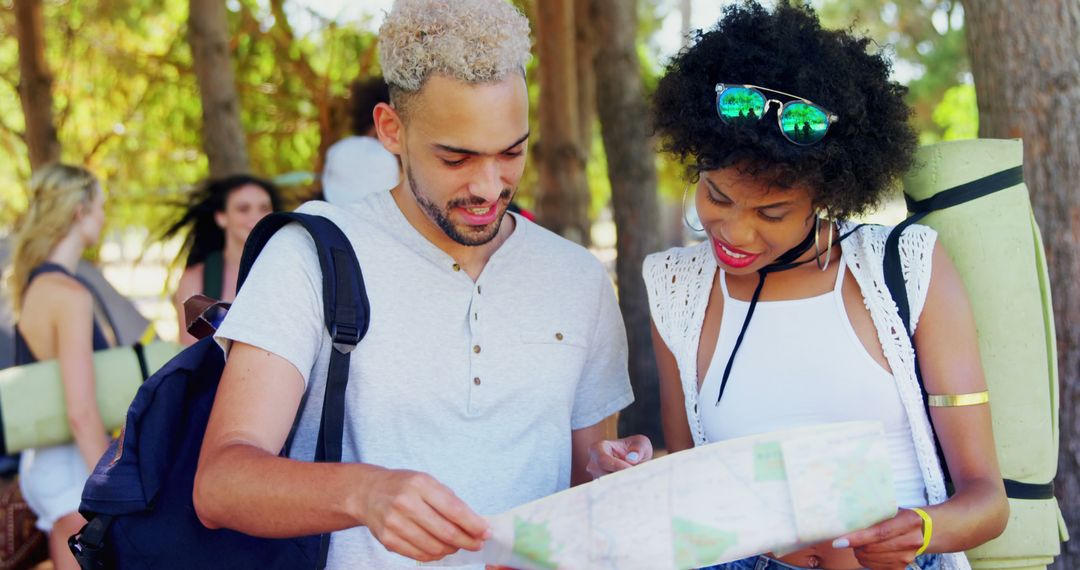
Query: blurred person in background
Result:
<box><xmin>163</xmin><ymin>175</ymin><xmax>281</xmax><ymax>345</ymax></box>
<box><xmin>4</xmin><ymin>163</ymin><xmax>112</xmax><ymax>570</ymax></box>
<box><xmin>321</xmin><ymin>76</ymin><xmax>402</xmax><ymax>206</ymax></box>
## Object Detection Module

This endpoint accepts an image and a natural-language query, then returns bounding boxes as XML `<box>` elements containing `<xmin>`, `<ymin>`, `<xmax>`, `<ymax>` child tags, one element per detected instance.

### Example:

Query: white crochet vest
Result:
<box><xmin>642</xmin><ymin>221</ymin><xmax>969</xmax><ymax>570</ymax></box>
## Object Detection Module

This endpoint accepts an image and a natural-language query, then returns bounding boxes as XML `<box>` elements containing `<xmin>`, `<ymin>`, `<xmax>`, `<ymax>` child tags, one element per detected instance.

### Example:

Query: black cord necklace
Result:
<box><xmin>714</xmin><ymin>222</ymin><xmax>865</xmax><ymax>405</ymax></box>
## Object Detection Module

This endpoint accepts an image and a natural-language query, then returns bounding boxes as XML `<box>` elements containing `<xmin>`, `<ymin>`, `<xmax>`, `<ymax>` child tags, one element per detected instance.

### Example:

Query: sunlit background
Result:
<box><xmin>0</xmin><ymin>0</ymin><xmax>976</xmax><ymax>342</ymax></box>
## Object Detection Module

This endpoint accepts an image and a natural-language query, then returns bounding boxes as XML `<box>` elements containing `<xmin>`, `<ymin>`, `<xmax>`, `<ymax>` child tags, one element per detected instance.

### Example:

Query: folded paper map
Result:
<box><xmin>432</xmin><ymin>421</ymin><xmax>897</xmax><ymax>570</ymax></box>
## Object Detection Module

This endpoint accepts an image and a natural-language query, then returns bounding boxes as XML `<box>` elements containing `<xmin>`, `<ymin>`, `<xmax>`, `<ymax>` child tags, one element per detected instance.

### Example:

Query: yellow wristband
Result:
<box><xmin>910</xmin><ymin>507</ymin><xmax>933</xmax><ymax>556</ymax></box>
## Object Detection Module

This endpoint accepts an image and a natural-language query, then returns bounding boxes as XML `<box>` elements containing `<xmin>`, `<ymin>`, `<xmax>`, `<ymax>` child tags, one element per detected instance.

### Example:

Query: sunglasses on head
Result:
<box><xmin>715</xmin><ymin>83</ymin><xmax>839</xmax><ymax>146</ymax></box>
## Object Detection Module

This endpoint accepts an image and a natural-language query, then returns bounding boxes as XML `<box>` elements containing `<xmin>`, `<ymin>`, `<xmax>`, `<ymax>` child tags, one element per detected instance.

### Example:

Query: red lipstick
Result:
<box><xmin>712</xmin><ymin>238</ymin><xmax>760</xmax><ymax>269</ymax></box>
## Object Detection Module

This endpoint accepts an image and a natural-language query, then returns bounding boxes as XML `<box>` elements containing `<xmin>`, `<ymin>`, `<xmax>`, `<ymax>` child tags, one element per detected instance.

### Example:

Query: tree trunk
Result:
<box><xmin>14</xmin><ymin>0</ymin><xmax>60</xmax><ymax>170</ymax></box>
<box><xmin>965</xmin><ymin>2</ymin><xmax>1080</xmax><ymax>567</ymax></box>
<box><xmin>680</xmin><ymin>0</ymin><xmax>693</xmax><ymax>44</ymax></box>
<box><xmin>189</xmin><ymin>0</ymin><xmax>250</xmax><ymax>178</ymax></box>
<box><xmin>534</xmin><ymin>0</ymin><xmax>590</xmax><ymax>246</ymax></box>
<box><xmin>574</xmin><ymin>0</ymin><xmax>595</xmax><ymax>161</ymax></box>
<box><xmin>591</xmin><ymin>0</ymin><xmax>663</xmax><ymax>445</ymax></box>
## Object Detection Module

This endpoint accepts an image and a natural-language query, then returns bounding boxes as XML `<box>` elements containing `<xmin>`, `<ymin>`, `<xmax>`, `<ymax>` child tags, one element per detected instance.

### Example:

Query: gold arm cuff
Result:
<box><xmin>928</xmin><ymin>391</ymin><xmax>989</xmax><ymax>407</ymax></box>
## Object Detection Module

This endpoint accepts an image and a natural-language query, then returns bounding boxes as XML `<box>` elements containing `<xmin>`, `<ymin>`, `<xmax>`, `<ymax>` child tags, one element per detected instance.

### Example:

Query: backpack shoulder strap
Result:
<box><xmin>239</xmin><ymin>212</ymin><xmax>370</xmax><ymax>355</ymax></box>
<box><xmin>238</xmin><ymin>211</ymin><xmax>368</xmax><ymax>570</ymax></box>
<box><xmin>202</xmin><ymin>249</ymin><xmax>224</xmax><ymax>300</ymax></box>
<box><xmin>884</xmin><ymin>165</ymin><xmax>1054</xmax><ymax>501</ymax></box>
<box><xmin>238</xmin><ymin>211</ymin><xmax>368</xmax><ymax>460</ymax></box>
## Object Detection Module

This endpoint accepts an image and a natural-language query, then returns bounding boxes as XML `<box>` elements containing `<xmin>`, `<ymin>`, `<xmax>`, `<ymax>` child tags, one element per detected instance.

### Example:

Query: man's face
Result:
<box><xmin>391</xmin><ymin>74</ymin><xmax>529</xmax><ymax>247</ymax></box>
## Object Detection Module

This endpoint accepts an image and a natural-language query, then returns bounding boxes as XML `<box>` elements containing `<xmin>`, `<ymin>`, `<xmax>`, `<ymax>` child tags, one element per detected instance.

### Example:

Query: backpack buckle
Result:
<box><xmin>330</xmin><ymin>323</ymin><xmax>360</xmax><ymax>353</ymax></box>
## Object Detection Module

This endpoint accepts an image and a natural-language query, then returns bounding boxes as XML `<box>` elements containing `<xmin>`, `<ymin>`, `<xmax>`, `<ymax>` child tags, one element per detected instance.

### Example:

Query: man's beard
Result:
<box><xmin>407</xmin><ymin>165</ymin><xmax>513</xmax><ymax>247</ymax></box>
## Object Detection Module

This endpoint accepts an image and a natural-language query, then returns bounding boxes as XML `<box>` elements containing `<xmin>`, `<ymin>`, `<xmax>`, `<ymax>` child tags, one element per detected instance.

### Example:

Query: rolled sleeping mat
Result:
<box><xmin>902</xmin><ymin>139</ymin><xmax>1067</xmax><ymax>570</ymax></box>
<box><xmin>0</xmin><ymin>341</ymin><xmax>182</xmax><ymax>455</ymax></box>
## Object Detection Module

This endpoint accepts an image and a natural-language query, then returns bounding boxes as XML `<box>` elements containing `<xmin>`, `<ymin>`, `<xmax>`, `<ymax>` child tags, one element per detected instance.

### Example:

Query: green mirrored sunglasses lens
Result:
<box><xmin>718</xmin><ymin>87</ymin><xmax>766</xmax><ymax>122</ymax></box>
<box><xmin>780</xmin><ymin>103</ymin><xmax>830</xmax><ymax>144</ymax></box>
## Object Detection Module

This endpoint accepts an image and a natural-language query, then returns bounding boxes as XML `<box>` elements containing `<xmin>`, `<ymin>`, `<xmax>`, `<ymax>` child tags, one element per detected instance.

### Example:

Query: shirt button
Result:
<box><xmin>555</xmin><ymin>332</ymin><xmax>564</xmax><ymax>341</ymax></box>
<box><xmin>477</xmin><ymin>285</ymin><xmax>482</xmax><ymax>294</ymax></box>
<box><xmin>452</xmin><ymin>263</ymin><xmax>461</xmax><ymax>272</ymax></box>
<box><xmin>473</xmin><ymin>345</ymin><xmax>481</xmax><ymax>354</ymax></box>
<box><xmin>473</xmin><ymin>377</ymin><xmax>482</xmax><ymax>386</ymax></box>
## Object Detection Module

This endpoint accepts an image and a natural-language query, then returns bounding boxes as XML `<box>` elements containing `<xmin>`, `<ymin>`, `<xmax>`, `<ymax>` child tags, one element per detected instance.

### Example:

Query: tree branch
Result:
<box><xmin>0</xmin><ymin>67</ymin><xmax>19</xmax><ymax>95</ymax></box>
<box><xmin>54</xmin><ymin>1</ymin><xmax>83</xmax><ymax>132</ymax></box>
<box><xmin>0</xmin><ymin>111</ymin><xmax>26</xmax><ymax>142</ymax></box>
<box><xmin>84</xmin><ymin>81</ymin><xmax>152</xmax><ymax>163</ymax></box>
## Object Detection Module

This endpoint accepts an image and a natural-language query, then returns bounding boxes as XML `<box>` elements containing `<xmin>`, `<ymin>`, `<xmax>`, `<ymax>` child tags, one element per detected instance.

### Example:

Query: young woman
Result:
<box><xmin>163</xmin><ymin>175</ymin><xmax>280</xmax><ymax>345</ymax></box>
<box><xmin>5</xmin><ymin>164</ymin><xmax>111</xmax><ymax>570</ymax></box>
<box><xmin>636</xmin><ymin>4</ymin><xmax>1006</xmax><ymax>570</ymax></box>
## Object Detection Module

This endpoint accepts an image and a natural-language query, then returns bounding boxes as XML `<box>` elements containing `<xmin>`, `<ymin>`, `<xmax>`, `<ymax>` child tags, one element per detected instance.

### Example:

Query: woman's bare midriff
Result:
<box><xmin>771</xmin><ymin>542</ymin><xmax>862</xmax><ymax>569</ymax></box>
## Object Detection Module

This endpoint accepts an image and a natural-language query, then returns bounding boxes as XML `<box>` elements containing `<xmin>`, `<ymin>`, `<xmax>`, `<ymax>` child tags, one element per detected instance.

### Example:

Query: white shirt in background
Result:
<box><xmin>321</xmin><ymin>136</ymin><xmax>400</xmax><ymax>206</ymax></box>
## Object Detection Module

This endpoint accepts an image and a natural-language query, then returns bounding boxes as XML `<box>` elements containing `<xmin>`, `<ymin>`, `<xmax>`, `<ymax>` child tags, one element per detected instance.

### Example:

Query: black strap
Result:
<box><xmin>882</xmin><ymin>165</ymin><xmax>1053</xmax><ymax>501</ymax></box>
<box><xmin>70</xmin><ymin>514</ymin><xmax>114</xmax><ymax>569</ymax></box>
<box><xmin>715</xmin><ymin>223</ymin><xmax>866</xmax><ymax>404</ymax></box>
<box><xmin>944</xmin><ymin>479</ymin><xmax>1055</xmax><ymax>501</ymax></box>
<box><xmin>69</xmin><ymin>271</ymin><xmax>121</xmax><ymax>348</ymax></box>
<box><xmin>238</xmin><ymin>213</ymin><xmax>368</xmax><ymax>569</ymax></box>
<box><xmin>202</xmin><ymin>249</ymin><xmax>224</xmax><ymax>300</ymax></box>
<box><xmin>884</xmin><ymin>166</ymin><xmax>1024</xmax><ymax>329</ymax></box>
<box><xmin>905</xmin><ymin>166</ymin><xmax>1025</xmax><ymax>215</ymax></box>
<box><xmin>132</xmin><ymin>343</ymin><xmax>150</xmax><ymax>382</ymax></box>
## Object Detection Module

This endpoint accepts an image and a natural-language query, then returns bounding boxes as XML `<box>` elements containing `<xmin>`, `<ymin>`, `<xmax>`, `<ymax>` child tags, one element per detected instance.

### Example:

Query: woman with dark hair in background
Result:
<box><xmin>164</xmin><ymin>175</ymin><xmax>281</xmax><ymax>345</ymax></box>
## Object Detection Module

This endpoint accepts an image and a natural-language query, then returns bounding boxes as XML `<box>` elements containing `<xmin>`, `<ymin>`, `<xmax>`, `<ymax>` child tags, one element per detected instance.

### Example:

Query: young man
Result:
<box><xmin>192</xmin><ymin>0</ymin><xmax>635</xmax><ymax>567</ymax></box>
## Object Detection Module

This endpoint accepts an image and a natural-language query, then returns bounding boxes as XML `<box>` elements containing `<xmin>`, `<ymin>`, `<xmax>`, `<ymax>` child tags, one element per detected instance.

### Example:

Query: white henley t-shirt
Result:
<box><xmin>215</xmin><ymin>191</ymin><xmax>634</xmax><ymax>568</ymax></box>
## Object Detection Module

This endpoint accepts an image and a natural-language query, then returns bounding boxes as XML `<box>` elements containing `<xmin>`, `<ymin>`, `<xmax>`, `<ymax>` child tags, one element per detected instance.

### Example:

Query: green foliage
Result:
<box><xmin>931</xmin><ymin>82</ymin><xmax>977</xmax><ymax>143</ymax></box>
<box><xmin>0</xmin><ymin>0</ymin><xmax>379</xmax><ymax>232</ymax></box>
<box><xmin>0</xmin><ymin>0</ymin><xmax>205</xmax><ymax>228</ymax></box>
<box><xmin>1</xmin><ymin>0</ymin><xmax>977</xmax><ymax>236</ymax></box>
<box><xmin>815</xmin><ymin>0</ymin><xmax>975</xmax><ymax>143</ymax></box>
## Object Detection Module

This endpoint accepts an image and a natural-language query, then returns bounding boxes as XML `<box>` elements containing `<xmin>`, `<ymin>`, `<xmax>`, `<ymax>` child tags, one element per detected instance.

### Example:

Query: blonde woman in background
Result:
<box><xmin>4</xmin><ymin>163</ymin><xmax>111</xmax><ymax>570</ymax></box>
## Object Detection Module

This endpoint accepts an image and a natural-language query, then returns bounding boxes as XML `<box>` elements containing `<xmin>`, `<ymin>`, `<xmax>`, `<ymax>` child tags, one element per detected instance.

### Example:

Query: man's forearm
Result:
<box><xmin>194</xmin><ymin>443</ymin><xmax>382</xmax><ymax>537</ymax></box>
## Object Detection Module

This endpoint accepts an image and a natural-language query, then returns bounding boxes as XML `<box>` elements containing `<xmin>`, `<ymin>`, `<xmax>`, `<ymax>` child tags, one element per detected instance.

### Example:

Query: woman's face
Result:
<box><xmin>695</xmin><ymin>166</ymin><xmax>818</xmax><ymax>276</ymax></box>
<box><xmin>78</xmin><ymin>184</ymin><xmax>107</xmax><ymax>247</ymax></box>
<box><xmin>215</xmin><ymin>184</ymin><xmax>274</xmax><ymax>246</ymax></box>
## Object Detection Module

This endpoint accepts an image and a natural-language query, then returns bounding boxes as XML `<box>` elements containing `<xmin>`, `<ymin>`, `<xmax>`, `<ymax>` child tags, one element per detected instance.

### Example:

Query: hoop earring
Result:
<box><xmin>814</xmin><ymin>213</ymin><xmax>834</xmax><ymax>271</ymax></box>
<box><xmin>682</xmin><ymin>186</ymin><xmax>704</xmax><ymax>232</ymax></box>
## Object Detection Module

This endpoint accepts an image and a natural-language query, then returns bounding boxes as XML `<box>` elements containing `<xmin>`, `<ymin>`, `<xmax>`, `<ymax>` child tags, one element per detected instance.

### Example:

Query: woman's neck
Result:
<box><xmin>223</xmin><ymin>237</ymin><xmax>244</xmax><ymax>267</ymax></box>
<box><xmin>46</xmin><ymin>232</ymin><xmax>86</xmax><ymax>273</ymax></box>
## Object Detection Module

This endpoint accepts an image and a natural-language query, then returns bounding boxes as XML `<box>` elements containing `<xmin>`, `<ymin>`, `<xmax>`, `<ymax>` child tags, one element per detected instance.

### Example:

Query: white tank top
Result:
<box><xmin>699</xmin><ymin>256</ymin><xmax>928</xmax><ymax>508</ymax></box>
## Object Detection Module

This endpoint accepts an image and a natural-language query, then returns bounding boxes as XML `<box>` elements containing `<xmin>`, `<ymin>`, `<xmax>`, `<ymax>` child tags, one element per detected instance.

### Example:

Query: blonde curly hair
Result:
<box><xmin>378</xmin><ymin>0</ymin><xmax>531</xmax><ymax>99</ymax></box>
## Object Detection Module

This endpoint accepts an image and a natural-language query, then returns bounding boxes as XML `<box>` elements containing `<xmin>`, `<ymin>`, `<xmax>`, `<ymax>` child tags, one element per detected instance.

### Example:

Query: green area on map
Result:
<box><xmin>834</xmin><ymin>440</ymin><xmax>894</xmax><ymax>529</ymax></box>
<box><xmin>513</xmin><ymin>516</ymin><xmax>559</xmax><ymax>569</ymax></box>
<box><xmin>672</xmin><ymin>516</ymin><xmax>739</xmax><ymax>569</ymax></box>
<box><xmin>753</xmin><ymin>441</ymin><xmax>786</xmax><ymax>482</ymax></box>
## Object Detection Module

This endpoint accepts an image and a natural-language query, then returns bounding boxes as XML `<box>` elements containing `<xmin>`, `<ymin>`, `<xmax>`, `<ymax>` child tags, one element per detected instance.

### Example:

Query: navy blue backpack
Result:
<box><xmin>69</xmin><ymin>212</ymin><xmax>370</xmax><ymax>569</ymax></box>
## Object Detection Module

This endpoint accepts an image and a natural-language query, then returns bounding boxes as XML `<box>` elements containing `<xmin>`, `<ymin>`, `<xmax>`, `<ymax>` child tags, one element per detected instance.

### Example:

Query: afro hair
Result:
<box><xmin>652</xmin><ymin>1</ymin><xmax>918</xmax><ymax>219</ymax></box>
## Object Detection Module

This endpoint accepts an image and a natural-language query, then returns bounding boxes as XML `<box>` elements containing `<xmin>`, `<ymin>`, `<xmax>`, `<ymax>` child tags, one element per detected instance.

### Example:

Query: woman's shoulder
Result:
<box><xmin>174</xmin><ymin>263</ymin><xmax>205</xmax><ymax>300</ymax></box>
<box><xmin>26</xmin><ymin>270</ymin><xmax>89</xmax><ymax>299</ymax></box>
<box><xmin>842</xmin><ymin>220</ymin><xmax>937</xmax><ymax>247</ymax></box>
<box><xmin>643</xmin><ymin>241</ymin><xmax>712</xmax><ymax>276</ymax></box>
<box><xmin>642</xmin><ymin>242</ymin><xmax>713</xmax><ymax>334</ymax></box>
<box><xmin>23</xmin><ymin>271</ymin><xmax>92</xmax><ymax>318</ymax></box>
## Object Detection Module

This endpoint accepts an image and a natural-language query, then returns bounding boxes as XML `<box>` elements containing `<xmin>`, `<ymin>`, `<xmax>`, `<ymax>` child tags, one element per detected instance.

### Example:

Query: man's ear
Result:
<box><xmin>374</xmin><ymin>102</ymin><xmax>404</xmax><ymax>155</ymax></box>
